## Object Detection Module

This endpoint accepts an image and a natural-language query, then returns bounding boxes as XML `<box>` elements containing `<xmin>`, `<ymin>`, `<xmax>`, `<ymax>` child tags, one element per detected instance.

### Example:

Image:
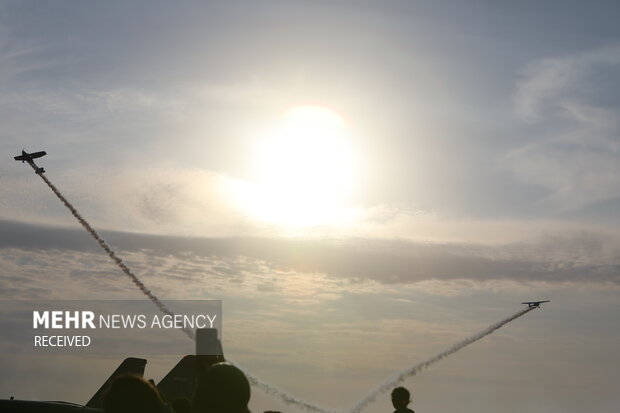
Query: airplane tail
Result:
<box><xmin>84</xmin><ymin>329</ymin><xmax>222</xmax><ymax>407</ymax></box>
<box><xmin>157</xmin><ymin>328</ymin><xmax>224</xmax><ymax>403</ymax></box>
<box><xmin>85</xmin><ymin>357</ymin><xmax>147</xmax><ymax>409</ymax></box>
<box><xmin>156</xmin><ymin>355</ymin><xmax>199</xmax><ymax>403</ymax></box>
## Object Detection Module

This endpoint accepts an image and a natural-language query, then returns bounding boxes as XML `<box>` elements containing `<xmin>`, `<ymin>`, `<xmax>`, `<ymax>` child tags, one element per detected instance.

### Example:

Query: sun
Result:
<box><xmin>242</xmin><ymin>104</ymin><xmax>361</xmax><ymax>227</ymax></box>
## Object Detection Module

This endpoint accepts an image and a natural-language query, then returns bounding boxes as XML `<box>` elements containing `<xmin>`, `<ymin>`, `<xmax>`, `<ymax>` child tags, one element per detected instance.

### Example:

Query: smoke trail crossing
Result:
<box><xmin>35</xmin><ymin>170</ymin><xmax>537</xmax><ymax>413</ymax></box>
<box><xmin>34</xmin><ymin>170</ymin><xmax>538</xmax><ymax>413</ymax></box>
<box><xmin>36</xmin><ymin>172</ymin><xmax>335</xmax><ymax>413</ymax></box>
<box><xmin>349</xmin><ymin>306</ymin><xmax>536</xmax><ymax>413</ymax></box>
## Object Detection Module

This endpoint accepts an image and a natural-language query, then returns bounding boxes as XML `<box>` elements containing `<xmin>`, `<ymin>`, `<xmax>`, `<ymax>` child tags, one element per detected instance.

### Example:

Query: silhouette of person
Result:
<box><xmin>391</xmin><ymin>386</ymin><xmax>415</xmax><ymax>413</ymax></box>
<box><xmin>193</xmin><ymin>362</ymin><xmax>251</xmax><ymax>413</ymax></box>
<box><xmin>103</xmin><ymin>374</ymin><xmax>165</xmax><ymax>413</ymax></box>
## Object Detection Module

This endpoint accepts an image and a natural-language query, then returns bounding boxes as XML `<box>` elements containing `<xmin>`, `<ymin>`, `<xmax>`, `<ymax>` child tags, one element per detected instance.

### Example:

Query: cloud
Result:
<box><xmin>514</xmin><ymin>44</ymin><xmax>620</xmax><ymax>122</ymax></box>
<box><xmin>509</xmin><ymin>44</ymin><xmax>620</xmax><ymax>210</ymax></box>
<box><xmin>0</xmin><ymin>166</ymin><xmax>268</xmax><ymax>237</ymax></box>
<box><xmin>5</xmin><ymin>158</ymin><xmax>618</xmax><ymax>247</ymax></box>
<box><xmin>1</xmin><ymin>220</ymin><xmax>618</xmax><ymax>292</ymax></box>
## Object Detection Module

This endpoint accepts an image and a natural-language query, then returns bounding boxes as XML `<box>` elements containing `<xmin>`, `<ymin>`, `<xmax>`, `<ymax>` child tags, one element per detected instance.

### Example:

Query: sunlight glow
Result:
<box><xmin>241</xmin><ymin>105</ymin><xmax>361</xmax><ymax>227</ymax></box>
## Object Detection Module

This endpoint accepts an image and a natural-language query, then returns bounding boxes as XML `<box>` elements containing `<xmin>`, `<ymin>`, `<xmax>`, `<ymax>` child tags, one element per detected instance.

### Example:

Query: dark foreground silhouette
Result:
<box><xmin>391</xmin><ymin>386</ymin><xmax>415</xmax><ymax>413</ymax></box>
<box><xmin>103</xmin><ymin>375</ymin><xmax>164</xmax><ymax>413</ymax></box>
<box><xmin>0</xmin><ymin>327</ymin><xmax>431</xmax><ymax>413</ymax></box>
<box><xmin>193</xmin><ymin>363</ymin><xmax>251</xmax><ymax>413</ymax></box>
<box><xmin>101</xmin><ymin>369</ymin><xmax>415</xmax><ymax>413</ymax></box>
<box><xmin>101</xmin><ymin>363</ymin><xmax>253</xmax><ymax>413</ymax></box>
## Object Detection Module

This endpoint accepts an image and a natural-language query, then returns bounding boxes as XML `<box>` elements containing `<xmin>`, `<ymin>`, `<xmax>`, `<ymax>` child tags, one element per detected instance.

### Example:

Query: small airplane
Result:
<box><xmin>14</xmin><ymin>149</ymin><xmax>47</xmax><ymax>174</ymax></box>
<box><xmin>522</xmin><ymin>300</ymin><xmax>550</xmax><ymax>308</ymax></box>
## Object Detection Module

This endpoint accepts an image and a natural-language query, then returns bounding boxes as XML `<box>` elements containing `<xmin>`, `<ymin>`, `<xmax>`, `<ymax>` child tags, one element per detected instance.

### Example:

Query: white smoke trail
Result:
<box><xmin>38</xmin><ymin>173</ymin><xmax>196</xmax><ymax>340</ymax></box>
<box><xmin>35</xmin><ymin>170</ymin><xmax>537</xmax><ymax>413</ymax></box>
<box><xmin>36</xmin><ymin>170</ymin><xmax>536</xmax><ymax>413</ymax></box>
<box><xmin>233</xmin><ymin>361</ymin><xmax>337</xmax><ymax>413</ymax></box>
<box><xmin>37</xmin><ymin>172</ymin><xmax>333</xmax><ymax>413</ymax></box>
<box><xmin>349</xmin><ymin>306</ymin><xmax>536</xmax><ymax>413</ymax></box>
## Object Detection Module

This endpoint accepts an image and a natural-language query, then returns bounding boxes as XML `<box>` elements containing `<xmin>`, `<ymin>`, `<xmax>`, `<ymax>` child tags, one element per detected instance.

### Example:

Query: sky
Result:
<box><xmin>1</xmin><ymin>1</ymin><xmax>619</xmax><ymax>412</ymax></box>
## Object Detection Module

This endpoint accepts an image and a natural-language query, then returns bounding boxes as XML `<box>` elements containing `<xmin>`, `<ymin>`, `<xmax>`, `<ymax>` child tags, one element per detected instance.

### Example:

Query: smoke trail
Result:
<box><xmin>38</xmin><ymin>173</ymin><xmax>195</xmax><ymax>339</ymax></box>
<box><xmin>349</xmin><ymin>306</ymin><xmax>535</xmax><ymax>413</ymax></box>
<box><xmin>35</xmin><ymin>170</ymin><xmax>536</xmax><ymax>413</ymax></box>
<box><xmin>248</xmin><ymin>375</ymin><xmax>332</xmax><ymax>413</ymax></box>
<box><xmin>232</xmin><ymin>361</ymin><xmax>336</xmax><ymax>413</ymax></box>
<box><xmin>37</xmin><ymin>172</ymin><xmax>333</xmax><ymax>413</ymax></box>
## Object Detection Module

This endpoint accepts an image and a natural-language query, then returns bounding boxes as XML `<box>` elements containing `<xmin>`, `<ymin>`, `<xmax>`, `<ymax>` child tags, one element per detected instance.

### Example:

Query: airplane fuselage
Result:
<box><xmin>14</xmin><ymin>150</ymin><xmax>46</xmax><ymax>174</ymax></box>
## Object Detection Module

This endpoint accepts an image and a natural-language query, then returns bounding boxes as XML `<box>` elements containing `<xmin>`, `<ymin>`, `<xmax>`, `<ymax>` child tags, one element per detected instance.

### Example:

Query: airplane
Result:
<box><xmin>0</xmin><ymin>328</ymin><xmax>224</xmax><ymax>413</ymax></box>
<box><xmin>522</xmin><ymin>300</ymin><xmax>550</xmax><ymax>308</ymax></box>
<box><xmin>0</xmin><ymin>358</ymin><xmax>146</xmax><ymax>413</ymax></box>
<box><xmin>14</xmin><ymin>149</ymin><xmax>47</xmax><ymax>174</ymax></box>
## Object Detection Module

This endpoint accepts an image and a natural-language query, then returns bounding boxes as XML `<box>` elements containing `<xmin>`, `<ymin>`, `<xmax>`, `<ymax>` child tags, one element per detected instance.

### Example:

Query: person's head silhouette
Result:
<box><xmin>193</xmin><ymin>362</ymin><xmax>250</xmax><ymax>413</ymax></box>
<box><xmin>103</xmin><ymin>374</ymin><xmax>164</xmax><ymax>413</ymax></box>
<box><xmin>391</xmin><ymin>386</ymin><xmax>411</xmax><ymax>411</ymax></box>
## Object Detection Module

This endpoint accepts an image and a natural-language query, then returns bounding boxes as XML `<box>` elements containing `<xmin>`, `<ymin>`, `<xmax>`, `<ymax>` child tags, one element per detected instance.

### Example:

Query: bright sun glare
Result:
<box><xmin>239</xmin><ymin>105</ymin><xmax>361</xmax><ymax>228</ymax></box>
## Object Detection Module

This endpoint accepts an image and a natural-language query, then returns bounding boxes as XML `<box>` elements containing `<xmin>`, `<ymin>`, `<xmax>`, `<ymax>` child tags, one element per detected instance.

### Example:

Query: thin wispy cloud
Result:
<box><xmin>509</xmin><ymin>44</ymin><xmax>620</xmax><ymax>211</ymax></box>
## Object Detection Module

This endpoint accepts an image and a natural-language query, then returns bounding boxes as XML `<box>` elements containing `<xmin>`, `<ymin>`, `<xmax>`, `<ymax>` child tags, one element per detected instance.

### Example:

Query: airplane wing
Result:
<box><xmin>29</xmin><ymin>151</ymin><xmax>47</xmax><ymax>159</ymax></box>
<box><xmin>14</xmin><ymin>151</ymin><xmax>46</xmax><ymax>161</ymax></box>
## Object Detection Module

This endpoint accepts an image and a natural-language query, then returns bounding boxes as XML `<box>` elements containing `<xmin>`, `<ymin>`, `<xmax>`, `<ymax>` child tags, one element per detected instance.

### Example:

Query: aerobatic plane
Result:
<box><xmin>14</xmin><ymin>149</ymin><xmax>47</xmax><ymax>174</ymax></box>
<box><xmin>522</xmin><ymin>300</ymin><xmax>550</xmax><ymax>308</ymax></box>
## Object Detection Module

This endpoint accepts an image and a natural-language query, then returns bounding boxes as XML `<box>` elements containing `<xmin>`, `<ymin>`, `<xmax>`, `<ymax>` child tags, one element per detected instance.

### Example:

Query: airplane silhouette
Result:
<box><xmin>14</xmin><ymin>150</ymin><xmax>47</xmax><ymax>174</ymax></box>
<box><xmin>522</xmin><ymin>300</ymin><xmax>550</xmax><ymax>308</ymax></box>
<box><xmin>0</xmin><ymin>328</ymin><xmax>224</xmax><ymax>413</ymax></box>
